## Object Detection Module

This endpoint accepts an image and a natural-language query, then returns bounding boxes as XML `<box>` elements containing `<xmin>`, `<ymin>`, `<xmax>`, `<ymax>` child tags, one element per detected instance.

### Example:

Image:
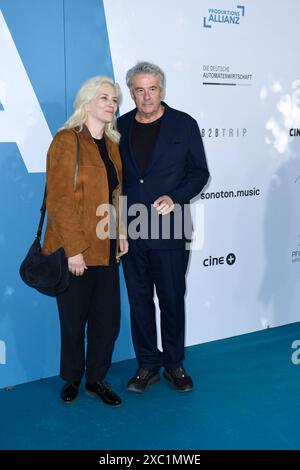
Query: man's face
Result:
<box><xmin>131</xmin><ymin>73</ymin><xmax>164</xmax><ymax>119</ymax></box>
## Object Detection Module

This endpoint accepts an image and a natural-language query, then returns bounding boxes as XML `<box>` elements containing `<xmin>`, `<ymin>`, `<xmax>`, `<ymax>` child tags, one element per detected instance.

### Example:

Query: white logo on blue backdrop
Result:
<box><xmin>0</xmin><ymin>340</ymin><xmax>6</xmax><ymax>365</ymax></box>
<box><xmin>0</xmin><ymin>10</ymin><xmax>52</xmax><ymax>173</ymax></box>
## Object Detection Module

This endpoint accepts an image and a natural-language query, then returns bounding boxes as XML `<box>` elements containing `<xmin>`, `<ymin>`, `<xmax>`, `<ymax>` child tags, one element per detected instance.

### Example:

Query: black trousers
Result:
<box><xmin>122</xmin><ymin>239</ymin><xmax>190</xmax><ymax>372</ymax></box>
<box><xmin>56</xmin><ymin>263</ymin><xmax>120</xmax><ymax>384</ymax></box>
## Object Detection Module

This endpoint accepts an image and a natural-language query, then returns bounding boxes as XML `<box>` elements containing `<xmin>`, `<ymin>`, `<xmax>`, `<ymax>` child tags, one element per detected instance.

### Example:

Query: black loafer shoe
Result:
<box><xmin>60</xmin><ymin>381</ymin><xmax>80</xmax><ymax>403</ymax></box>
<box><xmin>163</xmin><ymin>367</ymin><xmax>193</xmax><ymax>392</ymax></box>
<box><xmin>85</xmin><ymin>382</ymin><xmax>122</xmax><ymax>407</ymax></box>
<box><xmin>127</xmin><ymin>368</ymin><xmax>160</xmax><ymax>393</ymax></box>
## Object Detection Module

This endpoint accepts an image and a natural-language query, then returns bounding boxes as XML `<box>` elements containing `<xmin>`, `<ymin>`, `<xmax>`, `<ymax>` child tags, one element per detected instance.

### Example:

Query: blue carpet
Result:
<box><xmin>1</xmin><ymin>322</ymin><xmax>300</xmax><ymax>450</ymax></box>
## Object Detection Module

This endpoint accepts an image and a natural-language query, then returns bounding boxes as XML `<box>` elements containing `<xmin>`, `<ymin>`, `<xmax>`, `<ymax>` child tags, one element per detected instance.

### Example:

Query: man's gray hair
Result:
<box><xmin>126</xmin><ymin>61</ymin><xmax>166</xmax><ymax>91</ymax></box>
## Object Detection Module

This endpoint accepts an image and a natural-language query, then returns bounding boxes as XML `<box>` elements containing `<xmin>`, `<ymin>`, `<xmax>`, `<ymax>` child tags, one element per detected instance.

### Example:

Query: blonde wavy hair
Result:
<box><xmin>61</xmin><ymin>76</ymin><xmax>121</xmax><ymax>143</ymax></box>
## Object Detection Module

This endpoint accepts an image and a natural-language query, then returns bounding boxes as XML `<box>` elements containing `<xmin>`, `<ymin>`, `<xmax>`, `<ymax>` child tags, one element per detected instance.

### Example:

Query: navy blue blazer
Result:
<box><xmin>117</xmin><ymin>102</ymin><xmax>209</xmax><ymax>249</ymax></box>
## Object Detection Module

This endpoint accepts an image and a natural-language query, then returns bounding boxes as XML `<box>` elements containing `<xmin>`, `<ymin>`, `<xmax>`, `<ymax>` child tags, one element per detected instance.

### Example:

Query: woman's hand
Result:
<box><xmin>68</xmin><ymin>253</ymin><xmax>88</xmax><ymax>276</ymax></box>
<box><xmin>118</xmin><ymin>239</ymin><xmax>129</xmax><ymax>259</ymax></box>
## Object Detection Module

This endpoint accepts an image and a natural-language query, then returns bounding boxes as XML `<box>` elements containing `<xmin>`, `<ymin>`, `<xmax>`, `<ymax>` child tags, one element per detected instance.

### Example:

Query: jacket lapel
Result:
<box><xmin>144</xmin><ymin>102</ymin><xmax>174</xmax><ymax>176</ymax></box>
<box><xmin>121</xmin><ymin>109</ymin><xmax>141</xmax><ymax>176</ymax></box>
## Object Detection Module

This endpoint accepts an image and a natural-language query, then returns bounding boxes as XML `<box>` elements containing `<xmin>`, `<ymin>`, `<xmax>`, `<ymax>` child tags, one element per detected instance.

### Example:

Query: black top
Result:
<box><xmin>132</xmin><ymin>116</ymin><xmax>163</xmax><ymax>175</ymax></box>
<box><xmin>93</xmin><ymin>137</ymin><xmax>118</xmax><ymax>203</ymax></box>
<box><xmin>93</xmin><ymin>137</ymin><xmax>118</xmax><ymax>264</ymax></box>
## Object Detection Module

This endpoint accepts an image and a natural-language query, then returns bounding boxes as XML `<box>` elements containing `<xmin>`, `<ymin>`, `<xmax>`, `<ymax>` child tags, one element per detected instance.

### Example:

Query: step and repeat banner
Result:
<box><xmin>1</xmin><ymin>0</ymin><xmax>300</xmax><ymax>386</ymax></box>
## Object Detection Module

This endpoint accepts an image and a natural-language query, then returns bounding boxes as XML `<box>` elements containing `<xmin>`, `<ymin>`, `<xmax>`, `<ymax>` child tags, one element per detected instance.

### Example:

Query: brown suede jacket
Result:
<box><xmin>43</xmin><ymin>125</ymin><xmax>123</xmax><ymax>266</ymax></box>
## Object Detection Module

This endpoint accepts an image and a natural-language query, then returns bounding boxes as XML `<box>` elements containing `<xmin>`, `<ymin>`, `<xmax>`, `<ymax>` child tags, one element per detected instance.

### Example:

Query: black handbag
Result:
<box><xmin>19</xmin><ymin>132</ymin><xmax>80</xmax><ymax>296</ymax></box>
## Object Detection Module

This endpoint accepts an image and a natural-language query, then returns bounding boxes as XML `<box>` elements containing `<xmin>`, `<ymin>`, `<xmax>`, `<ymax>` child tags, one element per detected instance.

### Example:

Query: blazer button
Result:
<box><xmin>140</xmin><ymin>179</ymin><xmax>144</xmax><ymax>183</ymax></box>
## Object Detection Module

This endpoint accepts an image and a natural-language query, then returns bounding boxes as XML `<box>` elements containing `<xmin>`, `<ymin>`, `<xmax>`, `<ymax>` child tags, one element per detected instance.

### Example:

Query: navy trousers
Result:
<box><xmin>122</xmin><ymin>239</ymin><xmax>190</xmax><ymax>371</ymax></box>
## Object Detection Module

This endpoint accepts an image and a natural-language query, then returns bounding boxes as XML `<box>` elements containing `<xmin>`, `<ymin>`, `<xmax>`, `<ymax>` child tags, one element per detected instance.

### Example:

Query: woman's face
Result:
<box><xmin>85</xmin><ymin>83</ymin><xmax>119</xmax><ymax>124</ymax></box>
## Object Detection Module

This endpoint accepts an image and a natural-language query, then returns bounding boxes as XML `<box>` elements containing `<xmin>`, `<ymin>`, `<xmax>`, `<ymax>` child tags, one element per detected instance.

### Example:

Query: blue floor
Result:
<box><xmin>1</xmin><ymin>322</ymin><xmax>300</xmax><ymax>450</ymax></box>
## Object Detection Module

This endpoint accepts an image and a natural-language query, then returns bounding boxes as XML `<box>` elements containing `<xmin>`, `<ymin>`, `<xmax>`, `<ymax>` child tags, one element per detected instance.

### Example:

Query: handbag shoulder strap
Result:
<box><xmin>36</xmin><ymin>130</ymin><xmax>80</xmax><ymax>240</ymax></box>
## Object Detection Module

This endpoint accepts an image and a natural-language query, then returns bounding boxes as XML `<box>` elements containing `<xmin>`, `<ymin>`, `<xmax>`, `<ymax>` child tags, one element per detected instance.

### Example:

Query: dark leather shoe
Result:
<box><xmin>163</xmin><ymin>367</ymin><xmax>193</xmax><ymax>392</ymax></box>
<box><xmin>85</xmin><ymin>382</ymin><xmax>122</xmax><ymax>407</ymax></box>
<box><xmin>127</xmin><ymin>368</ymin><xmax>160</xmax><ymax>393</ymax></box>
<box><xmin>60</xmin><ymin>381</ymin><xmax>80</xmax><ymax>403</ymax></box>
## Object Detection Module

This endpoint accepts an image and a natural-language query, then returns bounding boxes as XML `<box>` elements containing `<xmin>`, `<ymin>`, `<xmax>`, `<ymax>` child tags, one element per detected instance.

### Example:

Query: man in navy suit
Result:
<box><xmin>118</xmin><ymin>62</ymin><xmax>209</xmax><ymax>393</ymax></box>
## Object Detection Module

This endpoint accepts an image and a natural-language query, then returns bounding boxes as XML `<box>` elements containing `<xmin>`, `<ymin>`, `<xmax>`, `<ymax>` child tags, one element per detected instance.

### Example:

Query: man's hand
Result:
<box><xmin>153</xmin><ymin>195</ymin><xmax>174</xmax><ymax>215</ymax></box>
<box><xmin>68</xmin><ymin>253</ymin><xmax>88</xmax><ymax>276</ymax></box>
<box><xmin>118</xmin><ymin>238</ymin><xmax>129</xmax><ymax>258</ymax></box>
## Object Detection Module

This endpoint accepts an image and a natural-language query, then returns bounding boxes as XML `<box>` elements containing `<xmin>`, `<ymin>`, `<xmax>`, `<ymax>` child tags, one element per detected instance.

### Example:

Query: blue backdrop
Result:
<box><xmin>0</xmin><ymin>0</ymin><xmax>133</xmax><ymax>387</ymax></box>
